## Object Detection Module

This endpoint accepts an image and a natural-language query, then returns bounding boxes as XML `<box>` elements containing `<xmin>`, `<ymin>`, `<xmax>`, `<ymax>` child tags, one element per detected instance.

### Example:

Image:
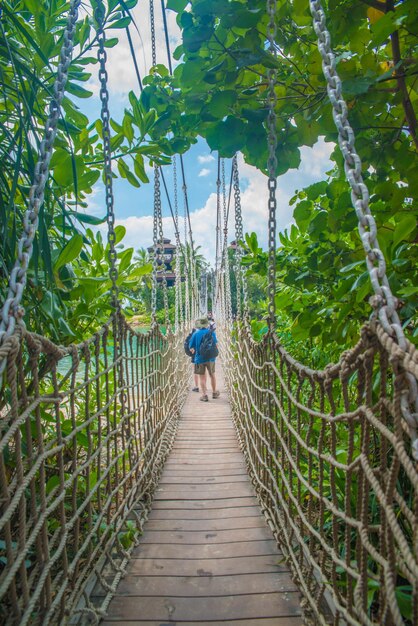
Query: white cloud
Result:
<box><xmin>86</xmin><ymin>4</ymin><xmax>182</xmax><ymax>98</ymax></box>
<box><xmin>198</xmin><ymin>168</ymin><xmax>211</xmax><ymax>177</ymax></box>
<box><xmin>94</xmin><ymin>140</ymin><xmax>333</xmax><ymax>265</ymax></box>
<box><xmin>198</xmin><ymin>154</ymin><xmax>215</xmax><ymax>164</ymax></box>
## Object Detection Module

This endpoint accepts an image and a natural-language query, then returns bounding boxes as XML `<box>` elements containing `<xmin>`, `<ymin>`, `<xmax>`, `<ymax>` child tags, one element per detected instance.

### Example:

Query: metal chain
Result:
<box><xmin>233</xmin><ymin>155</ymin><xmax>248</xmax><ymax>317</ymax></box>
<box><xmin>267</xmin><ymin>0</ymin><xmax>277</xmax><ymax>330</ymax></box>
<box><xmin>156</xmin><ymin>168</ymin><xmax>169</xmax><ymax>327</ymax></box>
<box><xmin>222</xmin><ymin>159</ymin><xmax>232</xmax><ymax>324</ymax></box>
<box><xmin>182</xmin><ymin>182</ymin><xmax>190</xmax><ymax>325</ymax></box>
<box><xmin>309</xmin><ymin>0</ymin><xmax>418</xmax><ymax>459</ymax></box>
<box><xmin>96</xmin><ymin>6</ymin><xmax>119</xmax><ymax>310</ymax></box>
<box><xmin>173</xmin><ymin>156</ymin><xmax>182</xmax><ymax>330</ymax></box>
<box><xmin>215</xmin><ymin>160</ymin><xmax>222</xmax><ymax>313</ymax></box>
<box><xmin>151</xmin><ymin>164</ymin><xmax>160</xmax><ymax>324</ymax></box>
<box><xmin>149</xmin><ymin>0</ymin><xmax>157</xmax><ymax>67</ymax></box>
<box><xmin>266</xmin><ymin>0</ymin><xmax>278</xmax><ymax>330</ymax></box>
<box><xmin>0</xmin><ymin>0</ymin><xmax>81</xmax><ymax>384</ymax></box>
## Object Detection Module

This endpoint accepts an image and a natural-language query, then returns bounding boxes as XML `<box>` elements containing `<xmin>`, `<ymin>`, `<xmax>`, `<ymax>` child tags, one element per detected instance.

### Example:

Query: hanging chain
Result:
<box><xmin>222</xmin><ymin>159</ymin><xmax>232</xmax><ymax>324</ymax></box>
<box><xmin>266</xmin><ymin>0</ymin><xmax>278</xmax><ymax>330</ymax></box>
<box><xmin>309</xmin><ymin>0</ymin><xmax>418</xmax><ymax>459</ymax></box>
<box><xmin>96</xmin><ymin>4</ymin><xmax>119</xmax><ymax>311</ymax></box>
<box><xmin>0</xmin><ymin>0</ymin><xmax>81</xmax><ymax>383</ymax></box>
<box><xmin>233</xmin><ymin>155</ymin><xmax>248</xmax><ymax>318</ymax></box>
<box><xmin>151</xmin><ymin>164</ymin><xmax>160</xmax><ymax>324</ymax></box>
<box><xmin>149</xmin><ymin>0</ymin><xmax>157</xmax><ymax>67</ymax></box>
<box><xmin>182</xmin><ymin>182</ymin><xmax>190</xmax><ymax>325</ymax></box>
<box><xmin>156</xmin><ymin>172</ymin><xmax>169</xmax><ymax>327</ymax></box>
<box><xmin>309</xmin><ymin>0</ymin><xmax>400</xmax><ymax>340</ymax></box>
<box><xmin>173</xmin><ymin>156</ymin><xmax>182</xmax><ymax>330</ymax></box>
<box><xmin>0</xmin><ymin>0</ymin><xmax>81</xmax><ymax>327</ymax></box>
<box><xmin>215</xmin><ymin>158</ymin><xmax>222</xmax><ymax>310</ymax></box>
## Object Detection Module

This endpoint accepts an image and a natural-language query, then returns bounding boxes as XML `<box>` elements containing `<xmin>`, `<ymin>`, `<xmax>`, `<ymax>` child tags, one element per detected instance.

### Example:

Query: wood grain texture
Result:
<box><xmin>104</xmin><ymin>367</ymin><xmax>302</xmax><ymax>625</ymax></box>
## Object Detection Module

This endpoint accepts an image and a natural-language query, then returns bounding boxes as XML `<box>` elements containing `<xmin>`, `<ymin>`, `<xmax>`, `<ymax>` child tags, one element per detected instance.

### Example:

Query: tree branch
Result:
<box><xmin>387</xmin><ymin>0</ymin><xmax>418</xmax><ymax>149</ymax></box>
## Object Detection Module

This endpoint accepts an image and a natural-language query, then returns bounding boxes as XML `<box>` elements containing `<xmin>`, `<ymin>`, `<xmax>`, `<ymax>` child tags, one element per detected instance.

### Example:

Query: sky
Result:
<box><xmin>79</xmin><ymin>1</ymin><xmax>334</xmax><ymax>265</ymax></box>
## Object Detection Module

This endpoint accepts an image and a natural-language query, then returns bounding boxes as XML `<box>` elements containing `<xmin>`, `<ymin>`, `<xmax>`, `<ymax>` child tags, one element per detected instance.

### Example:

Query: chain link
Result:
<box><xmin>266</xmin><ymin>0</ymin><xmax>278</xmax><ymax>330</ymax></box>
<box><xmin>173</xmin><ymin>156</ymin><xmax>183</xmax><ymax>330</ymax></box>
<box><xmin>149</xmin><ymin>0</ymin><xmax>157</xmax><ymax>67</ymax></box>
<box><xmin>156</xmin><ymin>168</ymin><xmax>169</xmax><ymax>327</ymax></box>
<box><xmin>151</xmin><ymin>164</ymin><xmax>160</xmax><ymax>324</ymax></box>
<box><xmin>215</xmin><ymin>160</ymin><xmax>222</xmax><ymax>311</ymax></box>
<box><xmin>0</xmin><ymin>0</ymin><xmax>81</xmax><ymax>383</ymax></box>
<box><xmin>233</xmin><ymin>155</ymin><xmax>248</xmax><ymax>318</ymax></box>
<box><xmin>222</xmin><ymin>158</ymin><xmax>232</xmax><ymax>323</ymax></box>
<box><xmin>182</xmin><ymin>182</ymin><xmax>190</xmax><ymax>325</ymax></box>
<box><xmin>96</xmin><ymin>8</ymin><xmax>119</xmax><ymax>311</ymax></box>
<box><xmin>309</xmin><ymin>0</ymin><xmax>418</xmax><ymax>458</ymax></box>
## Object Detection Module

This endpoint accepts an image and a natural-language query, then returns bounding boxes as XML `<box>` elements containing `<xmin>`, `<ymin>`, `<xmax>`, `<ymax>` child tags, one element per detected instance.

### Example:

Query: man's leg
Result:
<box><xmin>209</xmin><ymin>362</ymin><xmax>220</xmax><ymax>398</ymax></box>
<box><xmin>192</xmin><ymin>369</ymin><xmax>199</xmax><ymax>391</ymax></box>
<box><xmin>199</xmin><ymin>373</ymin><xmax>208</xmax><ymax>398</ymax></box>
<box><xmin>209</xmin><ymin>372</ymin><xmax>216</xmax><ymax>392</ymax></box>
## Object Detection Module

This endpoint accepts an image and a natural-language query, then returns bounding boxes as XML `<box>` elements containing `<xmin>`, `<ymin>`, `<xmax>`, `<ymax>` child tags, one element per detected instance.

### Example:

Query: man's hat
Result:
<box><xmin>195</xmin><ymin>317</ymin><xmax>209</xmax><ymax>329</ymax></box>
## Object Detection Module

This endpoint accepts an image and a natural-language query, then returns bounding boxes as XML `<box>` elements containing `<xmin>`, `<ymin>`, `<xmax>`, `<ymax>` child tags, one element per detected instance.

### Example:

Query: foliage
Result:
<box><xmin>146</xmin><ymin>0</ymin><xmax>417</xmax><ymax>351</ymax></box>
<box><xmin>0</xmin><ymin>0</ymin><xmax>192</xmax><ymax>337</ymax></box>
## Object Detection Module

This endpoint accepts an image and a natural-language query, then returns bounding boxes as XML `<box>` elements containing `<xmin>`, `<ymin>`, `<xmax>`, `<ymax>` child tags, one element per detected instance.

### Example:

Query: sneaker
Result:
<box><xmin>212</xmin><ymin>391</ymin><xmax>220</xmax><ymax>399</ymax></box>
<box><xmin>200</xmin><ymin>395</ymin><xmax>209</xmax><ymax>402</ymax></box>
<box><xmin>192</xmin><ymin>387</ymin><xmax>199</xmax><ymax>392</ymax></box>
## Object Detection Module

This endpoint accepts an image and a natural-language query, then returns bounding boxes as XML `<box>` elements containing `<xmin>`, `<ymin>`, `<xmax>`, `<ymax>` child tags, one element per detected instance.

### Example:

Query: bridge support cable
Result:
<box><xmin>158</xmin><ymin>0</ymin><xmax>199</xmax><ymax>324</ymax></box>
<box><xmin>221</xmin><ymin>158</ymin><xmax>233</xmax><ymax>325</ymax></box>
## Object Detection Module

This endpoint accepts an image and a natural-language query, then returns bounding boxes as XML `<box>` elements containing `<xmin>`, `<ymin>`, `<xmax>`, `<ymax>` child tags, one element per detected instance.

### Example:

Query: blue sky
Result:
<box><xmin>79</xmin><ymin>2</ymin><xmax>334</xmax><ymax>264</ymax></box>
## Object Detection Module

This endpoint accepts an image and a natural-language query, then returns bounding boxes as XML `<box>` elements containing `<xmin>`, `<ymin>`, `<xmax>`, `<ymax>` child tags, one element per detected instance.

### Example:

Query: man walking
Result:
<box><xmin>189</xmin><ymin>317</ymin><xmax>220</xmax><ymax>403</ymax></box>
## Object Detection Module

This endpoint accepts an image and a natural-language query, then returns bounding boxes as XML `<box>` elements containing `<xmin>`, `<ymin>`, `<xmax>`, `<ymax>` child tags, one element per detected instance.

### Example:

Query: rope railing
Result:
<box><xmin>0</xmin><ymin>314</ymin><xmax>189</xmax><ymax>625</ymax></box>
<box><xmin>220</xmin><ymin>318</ymin><xmax>418</xmax><ymax>625</ymax></box>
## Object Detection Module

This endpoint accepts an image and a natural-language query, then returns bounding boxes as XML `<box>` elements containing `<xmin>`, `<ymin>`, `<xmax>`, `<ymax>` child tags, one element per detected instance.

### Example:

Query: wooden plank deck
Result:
<box><xmin>102</xmin><ymin>367</ymin><xmax>303</xmax><ymax>625</ymax></box>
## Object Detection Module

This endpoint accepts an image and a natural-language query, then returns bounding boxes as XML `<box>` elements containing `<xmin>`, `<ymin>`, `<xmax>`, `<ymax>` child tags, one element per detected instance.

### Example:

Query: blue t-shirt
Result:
<box><xmin>189</xmin><ymin>328</ymin><xmax>217</xmax><ymax>364</ymax></box>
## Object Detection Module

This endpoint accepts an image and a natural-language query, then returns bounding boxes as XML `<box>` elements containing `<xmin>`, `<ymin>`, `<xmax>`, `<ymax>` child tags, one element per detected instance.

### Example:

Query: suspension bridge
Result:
<box><xmin>0</xmin><ymin>1</ymin><xmax>417</xmax><ymax>625</ymax></box>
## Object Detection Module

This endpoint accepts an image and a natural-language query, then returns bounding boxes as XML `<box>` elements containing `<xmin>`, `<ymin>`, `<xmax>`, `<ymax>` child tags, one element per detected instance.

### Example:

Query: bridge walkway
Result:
<box><xmin>102</xmin><ymin>367</ymin><xmax>303</xmax><ymax>625</ymax></box>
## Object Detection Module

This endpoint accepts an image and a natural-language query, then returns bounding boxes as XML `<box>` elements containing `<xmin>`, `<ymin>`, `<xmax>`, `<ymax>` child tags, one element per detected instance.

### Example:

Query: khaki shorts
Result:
<box><xmin>194</xmin><ymin>362</ymin><xmax>216</xmax><ymax>376</ymax></box>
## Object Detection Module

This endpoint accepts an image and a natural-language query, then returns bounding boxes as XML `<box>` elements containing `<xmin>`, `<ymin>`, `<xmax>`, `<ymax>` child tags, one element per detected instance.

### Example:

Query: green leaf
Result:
<box><xmin>67</xmin><ymin>211</ymin><xmax>106</xmax><ymax>226</ymax></box>
<box><xmin>166</xmin><ymin>0</ymin><xmax>188</xmax><ymax>12</ymax></box>
<box><xmin>104</xmin><ymin>37</ymin><xmax>119</xmax><ymax>48</ymax></box>
<box><xmin>108</xmin><ymin>17</ymin><xmax>131</xmax><ymax>29</ymax></box>
<box><xmin>114</xmin><ymin>225</ymin><xmax>126</xmax><ymax>244</ymax></box>
<box><xmin>54</xmin><ymin>234</ymin><xmax>83</xmax><ymax>270</ymax></box>
<box><xmin>66</xmin><ymin>82</ymin><xmax>93</xmax><ymax>99</ymax></box>
<box><xmin>393</xmin><ymin>214</ymin><xmax>416</xmax><ymax>248</ymax></box>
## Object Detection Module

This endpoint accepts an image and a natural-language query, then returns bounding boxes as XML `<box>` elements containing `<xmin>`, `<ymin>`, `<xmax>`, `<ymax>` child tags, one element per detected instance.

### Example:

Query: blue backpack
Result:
<box><xmin>199</xmin><ymin>329</ymin><xmax>219</xmax><ymax>361</ymax></box>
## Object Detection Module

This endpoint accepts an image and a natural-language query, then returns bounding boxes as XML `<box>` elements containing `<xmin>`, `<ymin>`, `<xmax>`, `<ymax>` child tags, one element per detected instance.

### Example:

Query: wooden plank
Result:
<box><xmin>159</xmin><ymin>475</ymin><xmax>249</xmax><ymax>484</ymax></box>
<box><xmin>100</xmin><ymin>617</ymin><xmax>302</xmax><ymax>626</ymax></box>
<box><xmin>154</xmin><ymin>484</ymin><xmax>255</xmax><ymax>500</ymax></box>
<box><xmin>132</xmin><ymin>540</ymin><xmax>279</xmax><ymax>560</ymax></box>
<box><xmin>160</xmin><ymin>467</ymin><xmax>248</xmax><ymax>475</ymax></box>
<box><xmin>102</xmin><ymin>592</ymin><xmax>302</xmax><ymax>621</ymax></box>
<box><xmin>163</xmin><ymin>460</ymin><xmax>246</xmax><ymax>466</ymax></box>
<box><xmin>145</xmin><ymin>506</ymin><xmax>261</xmax><ymax>521</ymax></box>
<box><xmin>139</xmin><ymin>526</ymin><xmax>274</xmax><ymax>545</ymax></box>
<box><xmin>104</xmin><ymin>572</ymin><xmax>297</xmax><ymax>597</ymax></box>
<box><xmin>105</xmin><ymin>365</ymin><xmax>302</xmax><ymax>625</ymax></box>
<box><xmin>144</xmin><ymin>516</ymin><xmax>268</xmax><ymax>532</ymax></box>
<box><xmin>125</xmin><ymin>555</ymin><xmax>289</xmax><ymax>577</ymax></box>
<box><xmin>151</xmin><ymin>497</ymin><xmax>258</xmax><ymax>510</ymax></box>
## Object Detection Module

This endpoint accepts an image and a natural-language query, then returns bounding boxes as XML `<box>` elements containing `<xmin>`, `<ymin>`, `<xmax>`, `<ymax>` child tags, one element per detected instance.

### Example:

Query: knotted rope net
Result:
<box><xmin>220</xmin><ymin>318</ymin><xmax>418</xmax><ymax>625</ymax></box>
<box><xmin>0</xmin><ymin>314</ymin><xmax>188</xmax><ymax>625</ymax></box>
